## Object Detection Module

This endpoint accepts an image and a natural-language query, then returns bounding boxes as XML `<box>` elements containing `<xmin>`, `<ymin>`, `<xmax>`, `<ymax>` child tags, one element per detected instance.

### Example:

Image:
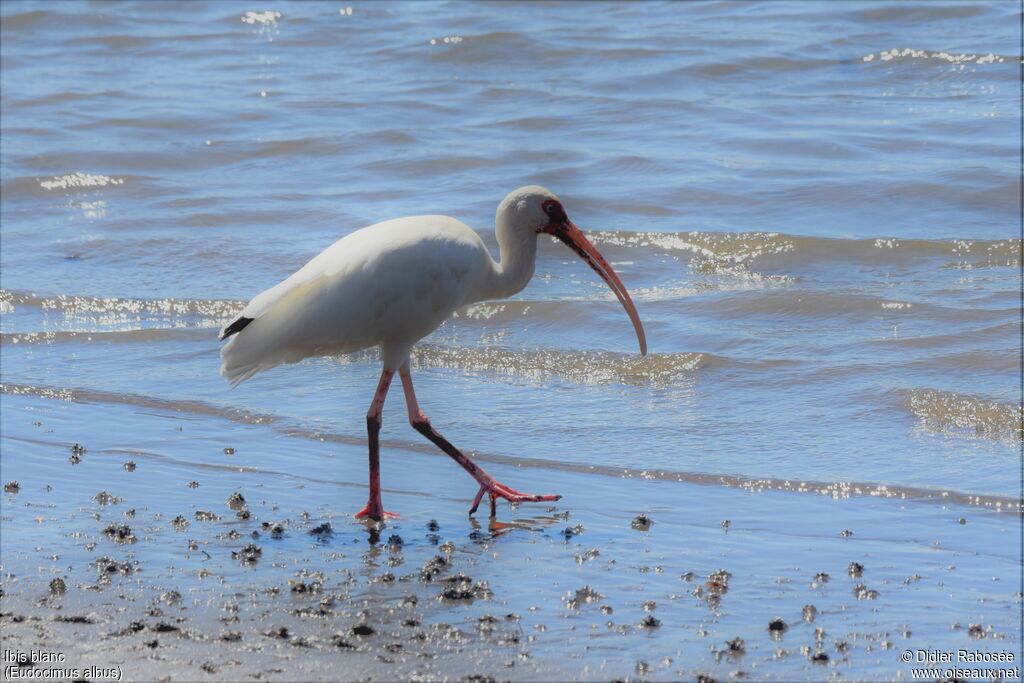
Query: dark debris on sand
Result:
<box><xmin>264</xmin><ymin>626</ymin><xmax>290</xmax><ymax>640</ymax></box>
<box><xmin>853</xmin><ymin>583</ymin><xmax>878</xmax><ymax>600</ymax></box>
<box><xmin>331</xmin><ymin>633</ymin><xmax>356</xmax><ymax>649</ymax></box>
<box><xmin>232</xmin><ymin>543</ymin><xmax>262</xmax><ymax>565</ymax></box>
<box><xmin>630</xmin><ymin>514</ymin><xmax>652</xmax><ymax>531</ymax></box>
<box><xmin>95</xmin><ymin>557</ymin><xmax>134</xmax><ymax>575</ymax></box>
<box><xmin>725</xmin><ymin>636</ymin><xmax>746</xmax><ymax>654</ymax></box>
<box><xmin>640</xmin><ymin>615</ymin><xmax>661</xmax><ymax>628</ymax></box>
<box><xmin>309</xmin><ymin>523</ymin><xmax>333</xmax><ymax>537</ymax></box>
<box><xmin>95</xmin><ymin>491</ymin><xmax>121</xmax><ymax>505</ymax></box>
<box><xmin>420</xmin><ymin>555</ymin><xmax>449</xmax><ymax>582</ymax></box>
<box><xmin>565</xmin><ymin>585</ymin><xmax>603</xmax><ymax>610</ymax></box>
<box><xmin>705</xmin><ymin>568</ymin><xmax>732</xmax><ymax>597</ymax></box>
<box><xmin>55</xmin><ymin>614</ymin><xmax>96</xmax><ymax>624</ymax></box>
<box><xmin>439</xmin><ymin>573</ymin><xmax>491</xmax><ymax>601</ymax></box>
<box><xmin>562</xmin><ymin>523</ymin><xmax>584</xmax><ymax>539</ymax></box>
<box><xmin>261</xmin><ymin>521</ymin><xmax>285</xmax><ymax>537</ymax></box>
<box><xmin>102</xmin><ymin>523</ymin><xmax>136</xmax><ymax>544</ymax></box>
<box><xmin>289</xmin><ymin>579</ymin><xmax>323</xmax><ymax>595</ymax></box>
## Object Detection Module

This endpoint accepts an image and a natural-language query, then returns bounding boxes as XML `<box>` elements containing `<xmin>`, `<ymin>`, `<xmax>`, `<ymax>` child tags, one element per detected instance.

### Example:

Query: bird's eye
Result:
<box><xmin>540</xmin><ymin>199</ymin><xmax>566</xmax><ymax>226</ymax></box>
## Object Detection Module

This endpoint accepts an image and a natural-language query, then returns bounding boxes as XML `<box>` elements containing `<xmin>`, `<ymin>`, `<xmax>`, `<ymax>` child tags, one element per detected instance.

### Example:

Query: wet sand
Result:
<box><xmin>1</xmin><ymin>393</ymin><xmax>1020</xmax><ymax>682</ymax></box>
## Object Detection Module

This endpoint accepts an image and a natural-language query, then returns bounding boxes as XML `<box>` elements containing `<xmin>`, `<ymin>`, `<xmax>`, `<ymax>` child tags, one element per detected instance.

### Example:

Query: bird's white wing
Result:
<box><xmin>219</xmin><ymin>216</ymin><xmax>491</xmax><ymax>386</ymax></box>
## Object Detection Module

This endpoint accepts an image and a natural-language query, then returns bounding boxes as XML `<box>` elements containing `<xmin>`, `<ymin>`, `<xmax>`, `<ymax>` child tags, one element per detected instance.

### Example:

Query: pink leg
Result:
<box><xmin>399</xmin><ymin>366</ymin><xmax>561</xmax><ymax>517</ymax></box>
<box><xmin>354</xmin><ymin>369</ymin><xmax>399</xmax><ymax>521</ymax></box>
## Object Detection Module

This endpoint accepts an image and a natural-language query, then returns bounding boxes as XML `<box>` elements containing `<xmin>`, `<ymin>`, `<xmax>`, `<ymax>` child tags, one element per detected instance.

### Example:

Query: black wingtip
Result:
<box><xmin>220</xmin><ymin>316</ymin><xmax>254</xmax><ymax>341</ymax></box>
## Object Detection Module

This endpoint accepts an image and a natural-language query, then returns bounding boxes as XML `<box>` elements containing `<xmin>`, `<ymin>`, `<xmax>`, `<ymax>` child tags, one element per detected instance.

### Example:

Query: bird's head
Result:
<box><xmin>500</xmin><ymin>185</ymin><xmax>647</xmax><ymax>356</ymax></box>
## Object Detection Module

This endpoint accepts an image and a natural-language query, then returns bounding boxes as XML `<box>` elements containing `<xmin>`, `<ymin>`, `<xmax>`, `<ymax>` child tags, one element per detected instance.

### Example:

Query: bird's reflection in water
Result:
<box><xmin>470</xmin><ymin>512</ymin><xmax>562</xmax><ymax>539</ymax></box>
<box><xmin>354</xmin><ymin>509</ymin><xmax>564</xmax><ymax>546</ymax></box>
<box><xmin>361</xmin><ymin>536</ymin><xmax>383</xmax><ymax>576</ymax></box>
<box><xmin>358</xmin><ymin>519</ymin><xmax>386</xmax><ymax>548</ymax></box>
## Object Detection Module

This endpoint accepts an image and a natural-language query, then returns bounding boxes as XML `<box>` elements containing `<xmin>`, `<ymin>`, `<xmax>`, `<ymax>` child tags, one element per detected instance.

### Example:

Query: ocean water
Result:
<box><xmin>1</xmin><ymin>0</ymin><xmax>1018</xmax><ymax>499</ymax></box>
<box><xmin>1</xmin><ymin>2</ymin><xmax>1020</xmax><ymax>679</ymax></box>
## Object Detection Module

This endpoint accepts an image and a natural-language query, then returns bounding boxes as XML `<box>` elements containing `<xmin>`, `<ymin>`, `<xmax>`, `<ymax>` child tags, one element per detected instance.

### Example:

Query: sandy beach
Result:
<box><xmin>2</xmin><ymin>387</ymin><xmax>1020</xmax><ymax>681</ymax></box>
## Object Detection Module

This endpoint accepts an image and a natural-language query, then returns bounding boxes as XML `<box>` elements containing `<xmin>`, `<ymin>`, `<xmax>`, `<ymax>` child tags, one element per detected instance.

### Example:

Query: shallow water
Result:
<box><xmin>1</xmin><ymin>397</ymin><xmax>1020</xmax><ymax>680</ymax></box>
<box><xmin>0</xmin><ymin>1</ymin><xmax>1020</xmax><ymax>678</ymax></box>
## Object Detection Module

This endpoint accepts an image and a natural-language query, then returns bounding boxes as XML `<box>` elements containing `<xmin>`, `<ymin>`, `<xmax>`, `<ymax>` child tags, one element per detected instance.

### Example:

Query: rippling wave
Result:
<box><xmin>904</xmin><ymin>388</ymin><xmax>1022</xmax><ymax>445</ymax></box>
<box><xmin>0</xmin><ymin>0</ymin><xmax>1017</xmax><ymax>503</ymax></box>
<box><xmin>0</xmin><ymin>290</ymin><xmax>238</xmax><ymax>318</ymax></box>
<box><xmin>590</xmin><ymin>231</ymin><xmax>1020</xmax><ymax>270</ymax></box>
<box><xmin>408</xmin><ymin>345</ymin><xmax>714</xmax><ymax>386</ymax></box>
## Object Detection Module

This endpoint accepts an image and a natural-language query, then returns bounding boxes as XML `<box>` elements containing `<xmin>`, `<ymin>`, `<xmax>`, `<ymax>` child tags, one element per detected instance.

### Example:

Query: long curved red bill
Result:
<box><xmin>549</xmin><ymin>220</ymin><xmax>647</xmax><ymax>356</ymax></box>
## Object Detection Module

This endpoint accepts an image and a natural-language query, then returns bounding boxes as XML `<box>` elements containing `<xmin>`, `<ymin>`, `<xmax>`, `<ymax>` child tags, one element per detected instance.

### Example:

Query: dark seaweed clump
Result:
<box><xmin>233</xmin><ymin>543</ymin><xmax>262</xmax><ymax>565</ymax></box>
<box><xmin>103</xmin><ymin>523</ymin><xmax>136</xmax><ymax>544</ymax></box>
<box><xmin>630</xmin><ymin>514</ymin><xmax>652</xmax><ymax>531</ymax></box>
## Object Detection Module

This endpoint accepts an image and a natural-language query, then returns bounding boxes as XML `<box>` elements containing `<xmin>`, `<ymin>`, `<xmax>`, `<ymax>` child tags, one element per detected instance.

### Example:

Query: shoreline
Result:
<box><xmin>2</xmin><ymin>391</ymin><xmax>1020</xmax><ymax>682</ymax></box>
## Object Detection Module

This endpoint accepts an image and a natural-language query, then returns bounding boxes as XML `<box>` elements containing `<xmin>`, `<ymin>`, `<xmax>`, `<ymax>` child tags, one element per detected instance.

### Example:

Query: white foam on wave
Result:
<box><xmin>0</xmin><ymin>290</ymin><xmax>240</xmax><ymax>323</ymax></box>
<box><xmin>39</xmin><ymin>172</ymin><xmax>123</xmax><ymax>191</ymax></box>
<box><xmin>592</xmin><ymin>230</ymin><xmax>795</xmax><ymax>287</ymax></box>
<box><xmin>241</xmin><ymin>10</ymin><xmax>280</xmax><ymax>41</ymax></box>
<box><xmin>429</xmin><ymin>35</ymin><xmax>463</xmax><ymax>46</ymax></box>
<box><xmin>240</xmin><ymin>10</ymin><xmax>280</xmax><ymax>25</ymax></box>
<box><xmin>863</xmin><ymin>48</ymin><xmax>1005</xmax><ymax>65</ymax></box>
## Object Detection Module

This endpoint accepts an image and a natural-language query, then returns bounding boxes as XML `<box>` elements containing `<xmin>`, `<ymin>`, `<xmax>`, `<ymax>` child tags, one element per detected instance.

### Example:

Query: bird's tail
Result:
<box><xmin>218</xmin><ymin>276</ymin><xmax>331</xmax><ymax>387</ymax></box>
<box><xmin>219</xmin><ymin>356</ymin><xmax>267</xmax><ymax>388</ymax></box>
<box><xmin>219</xmin><ymin>329</ymin><xmax>287</xmax><ymax>388</ymax></box>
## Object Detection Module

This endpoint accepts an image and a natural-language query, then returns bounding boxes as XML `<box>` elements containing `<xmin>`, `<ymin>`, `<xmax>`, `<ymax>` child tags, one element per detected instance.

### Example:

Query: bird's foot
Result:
<box><xmin>354</xmin><ymin>502</ymin><xmax>399</xmax><ymax>521</ymax></box>
<box><xmin>469</xmin><ymin>481</ymin><xmax>561</xmax><ymax>517</ymax></box>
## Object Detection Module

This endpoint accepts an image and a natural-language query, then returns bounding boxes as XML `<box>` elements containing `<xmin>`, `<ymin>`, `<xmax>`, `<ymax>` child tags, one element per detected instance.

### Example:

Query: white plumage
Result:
<box><xmin>219</xmin><ymin>186</ymin><xmax>645</xmax><ymax>520</ymax></box>
<box><xmin>220</xmin><ymin>215</ymin><xmax>492</xmax><ymax>385</ymax></box>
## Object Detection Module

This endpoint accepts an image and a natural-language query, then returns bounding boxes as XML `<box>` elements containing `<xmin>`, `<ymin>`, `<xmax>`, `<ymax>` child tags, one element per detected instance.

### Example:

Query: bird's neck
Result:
<box><xmin>484</xmin><ymin>221</ymin><xmax>538</xmax><ymax>301</ymax></box>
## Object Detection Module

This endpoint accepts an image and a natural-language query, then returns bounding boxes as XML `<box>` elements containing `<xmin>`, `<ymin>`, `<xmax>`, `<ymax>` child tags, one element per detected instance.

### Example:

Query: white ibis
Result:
<box><xmin>219</xmin><ymin>186</ymin><xmax>646</xmax><ymax>520</ymax></box>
